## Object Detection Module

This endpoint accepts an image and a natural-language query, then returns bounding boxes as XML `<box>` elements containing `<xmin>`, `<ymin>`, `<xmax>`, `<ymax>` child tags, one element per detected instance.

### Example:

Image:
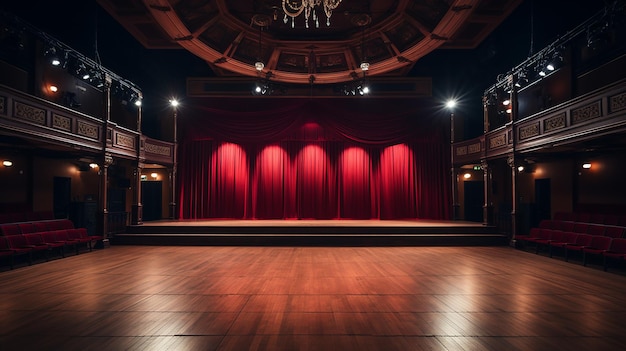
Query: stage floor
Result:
<box><xmin>137</xmin><ymin>219</ymin><xmax>485</xmax><ymax>228</ymax></box>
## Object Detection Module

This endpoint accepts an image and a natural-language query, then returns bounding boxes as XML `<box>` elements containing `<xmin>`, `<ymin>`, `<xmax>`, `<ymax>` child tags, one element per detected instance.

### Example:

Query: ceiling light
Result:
<box><xmin>89</xmin><ymin>163</ymin><xmax>98</xmax><ymax>169</ymax></box>
<box><xmin>255</xmin><ymin>61</ymin><xmax>265</xmax><ymax>71</ymax></box>
<box><xmin>151</xmin><ymin>172</ymin><xmax>158</xmax><ymax>179</ymax></box>
<box><xmin>517</xmin><ymin>166</ymin><xmax>525</xmax><ymax>172</ymax></box>
<box><xmin>282</xmin><ymin>0</ymin><xmax>343</xmax><ymax>28</ymax></box>
<box><xmin>3</xmin><ymin>160</ymin><xmax>13</xmax><ymax>167</ymax></box>
<box><xmin>582</xmin><ymin>163</ymin><xmax>592</xmax><ymax>169</ymax></box>
<box><xmin>502</xmin><ymin>99</ymin><xmax>510</xmax><ymax>106</ymax></box>
<box><xmin>463</xmin><ymin>173</ymin><xmax>471</xmax><ymax>179</ymax></box>
<box><xmin>446</xmin><ymin>99</ymin><xmax>457</xmax><ymax>109</ymax></box>
<box><xmin>49</xmin><ymin>85</ymin><xmax>58</xmax><ymax>93</ymax></box>
<box><xmin>360</xmin><ymin>62</ymin><xmax>369</xmax><ymax>71</ymax></box>
<box><xmin>546</xmin><ymin>63</ymin><xmax>555</xmax><ymax>71</ymax></box>
<box><xmin>170</xmin><ymin>99</ymin><xmax>179</xmax><ymax>107</ymax></box>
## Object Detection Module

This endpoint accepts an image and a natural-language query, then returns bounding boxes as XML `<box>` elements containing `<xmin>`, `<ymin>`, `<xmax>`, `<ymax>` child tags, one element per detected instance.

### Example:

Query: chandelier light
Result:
<box><xmin>282</xmin><ymin>0</ymin><xmax>343</xmax><ymax>29</ymax></box>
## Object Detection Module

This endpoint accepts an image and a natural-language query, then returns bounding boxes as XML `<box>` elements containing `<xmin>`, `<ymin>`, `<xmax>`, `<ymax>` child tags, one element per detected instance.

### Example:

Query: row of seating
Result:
<box><xmin>517</xmin><ymin>227</ymin><xmax>626</xmax><ymax>271</ymax></box>
<box><xmin>0</xmin><ymin>211</ymin><xmax>55</xmax><ymax>224</ymax></box>
<box><xmin>0</xmin><ymin>219</ymin><xmax>103</xmax><ymax>269</ymax></box>
<box><xmin>537</xmin><ymin>219</ymin><xmax>626</xmax><ymax>238</ymax></box>
<box><xmin>554</xmin><ymin>212</ymin><xmax>626</xmax><ymax>226</ymax></box>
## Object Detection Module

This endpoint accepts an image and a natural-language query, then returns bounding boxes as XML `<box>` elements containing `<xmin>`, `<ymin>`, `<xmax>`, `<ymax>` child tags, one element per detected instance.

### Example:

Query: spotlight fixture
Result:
<box><xmin>253</xmin><ymin>80</ymin><xmax>271</xmax><ymax>95</ymax></box>
<box><xmin>45</xmin><ymin>46</ymin><xmax>61</xmax><ymax>66</ymax></box>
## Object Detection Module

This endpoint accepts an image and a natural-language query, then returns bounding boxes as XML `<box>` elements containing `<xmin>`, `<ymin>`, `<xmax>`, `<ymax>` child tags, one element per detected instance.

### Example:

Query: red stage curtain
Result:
<box><xmin>177</xmin><ymin>98</ymin><xmax>450</xmax><ymax>220</ymax></box>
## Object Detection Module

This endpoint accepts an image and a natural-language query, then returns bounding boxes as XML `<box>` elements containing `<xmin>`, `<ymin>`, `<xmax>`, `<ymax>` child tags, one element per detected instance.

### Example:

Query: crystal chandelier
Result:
<box><xmin>282</xmin><ymin>0</ymin><xmax>343</xmax><ymax>29</ymax></box>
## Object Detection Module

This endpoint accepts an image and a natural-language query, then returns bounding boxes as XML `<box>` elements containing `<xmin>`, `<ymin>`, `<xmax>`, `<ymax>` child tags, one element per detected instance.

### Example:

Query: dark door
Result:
<box><xmin>464</xmin><ymin>180</ymin><xmax>484</xmax><ymax>222</ymax></box>
<box><xmin>141</xmin><ymin>181</ymin><xmax>162</xmax><ymax>221</ymax></box>
<box><xmin>53</xmin><ymin>176</ymin><xmax>71</xmax><ymax>219</ymax></box>
<box><xmin>535</xmin><ymin>178</ymin><xmax>551</xmax><ymax>226</ymax></box>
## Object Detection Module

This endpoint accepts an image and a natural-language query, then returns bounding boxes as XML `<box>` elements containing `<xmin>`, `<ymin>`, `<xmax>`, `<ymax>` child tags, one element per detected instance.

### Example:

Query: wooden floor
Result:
<box><xmin>2</xmin><ymin>245</ymin><xmax>626</xmax><ymax>350</ymax></box>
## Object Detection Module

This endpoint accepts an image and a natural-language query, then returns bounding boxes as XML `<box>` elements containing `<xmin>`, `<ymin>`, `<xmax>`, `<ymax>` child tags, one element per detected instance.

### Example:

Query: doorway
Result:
<box><xmin>464</xmin><ymin>180</ymin><xmax>484</xmax><ymax>222</ymax></box>
<box><xmin>535</xmin><ymin>178</ymin><xmax>551</xmax><ymax>226</ymax></box>
<box><xmin>53</xmin><ymin>176</ymin><xmax>71</xmax><ymax>219</ymax></box>
<box><xmin>141</xmin><ymin>181</ymin><xmax>162</xmax><ymax>221</ymax></box>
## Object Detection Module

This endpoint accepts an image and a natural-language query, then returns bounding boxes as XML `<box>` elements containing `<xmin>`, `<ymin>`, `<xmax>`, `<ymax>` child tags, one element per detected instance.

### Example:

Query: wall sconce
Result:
<box><xmin>2</xmin><ymin>160</ymin><xmax>13</xmax><ymax>167</ymax></box>
<box><xmin>140</xmin><ymin>175</ymin><xmax>147</xmax><ymax>181</ymax></box>
<box><xmin>151</xmin><ymin>172</ymin><xmax>158</xmax><ymax>179</ymax></box>
<box><xmin>463</xmin><ymin>173</ymin><xmax>471</xmax><ymax>180</ymax></box>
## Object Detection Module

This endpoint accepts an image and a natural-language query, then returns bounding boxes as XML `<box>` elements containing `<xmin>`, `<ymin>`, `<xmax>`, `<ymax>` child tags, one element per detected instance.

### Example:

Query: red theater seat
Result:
<box><xmin>33</xmin><ymin>221</ymin><xmax>50</xmax><ymax>233</ymax></box>
<box><xmin>603</xmin><ymin>238</ymin><xmax>626</xmax><ymax>271</ymax></box>
<box><xmin>549</xmin><ymin>231</ymin><xmax>579</xmax><ymax>258</ymax></box>
<box><xmin>18</xmin><ymin>222</ymin><xmax>36</xmax><ymax>234</ymax></box>
<box><xmin>563</xmin><ymin>234</ymin><xmax>594</xmax><ymax>262</ymax></box>
<box><xmin>0</xmin><ymin>236</ymin><xmax>14</xmax><ymax>269</ymax></box>
<box><xmin>586</xmin><ymin>224</ymin><xmax>605</xmax><ymax>236</ymax></box>
<box><xmin>23</xmin><ymin>233</ymin><xmax>52</xmax><ymax>261</ymax></box>
<box><xmin>532</xmin><ymin>229</ymin><xmax>564</xmax><ymax>254</ymax></box>
<box><xmin>40</xmin><ymin>231</ymin><xmax>66</xmax><ymax>258</ymax></box>
<box><xmin>604</xmin><ymin>226</ymin><xmax>625</xmax><ymax>239</ymax></box>
<box><xmin>49</xmin><ymin>229</ymin><xmax>80</xmax><ymax>255</ymax></box>
<box><xmin>0</xmin><ymin>224</ymin><xmax>21</xmax><ymax>236</ymax></box>
<box><xmin>581</xmin><ymin>236</ymin><xmax>612</xmax><ymax>266</ymax></box>
<box><xmin>5</xmin><ymin>235</ymin><xmax>34</xmax><ymax>265</ymax></box>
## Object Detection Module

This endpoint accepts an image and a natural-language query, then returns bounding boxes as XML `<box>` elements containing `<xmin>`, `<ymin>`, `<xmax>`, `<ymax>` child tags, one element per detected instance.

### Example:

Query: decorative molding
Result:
<box><xmin>507</xmin><ymin>155</ymin><xmax>515</xmax><ymax>168</ymax></box>
<box><xmin>456</xmin><ymin>146</ymin><xmax>467</xmax><ymax>156</ymax></box>
<box><xmin>0</xmin><ymin>95</ymin><xmax>5</xmax><ymax>115</ymax></box>
<box><xmin>77</xmin><ymin>121</ymin><xmax>99</xmax><ymax>139</ymax></box>
<box><xmin>544</xmin><ymin>113</ymin><xmax>566</xmax><ymax>132</ymax></box>
<box><xmin>52</xmin><ymin>113</ymin><xmax>72</xmax><ymax>132</ymax></box>
<box><xmin>145</xmin><ymin>142</ymin><xmax>172</xmax><ymax>157</ymax></box>
<box><xmin>571</xmin><ymin>100</ymin><xmax>601</xmax><ymax>125</ymax></box>
<box><xmin>468</xmin><ymin>143</ymin><xmax>481</xmax><ymax>154</ymax></box>
<box><xmin>489</xmin><ymin>134</ymin><xmax>507</xmax><ymax>149</ymax></box>
<box><xmin>13</xmin><ymin>101</ymin><xmax>45</xmax><ymax>125</ymax></box>
<box><xmin>116</xmin><ymin>133</ymin><xmax>135</xmax><ymax>148</ymax></box>
<box><xmin>519</xmin><ymin>122</ymin><xmax>540</xmax><ymax>140</ymax></box>
<box><xmin>609</xmin><ymin>91</ymin><xmax>626</xmax><ymax>114</ymax></box>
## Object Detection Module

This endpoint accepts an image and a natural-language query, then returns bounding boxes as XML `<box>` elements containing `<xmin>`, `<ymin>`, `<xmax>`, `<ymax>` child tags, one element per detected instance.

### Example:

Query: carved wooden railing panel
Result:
<box><xmin>515</xmin><ymin>80</ymin><xmax>626</xmax><ymax>153</ymax></box>
<box><xmin>0</xmin><ymin>85</ymin><xmax>103</xmax><ymax>152</ymax></box>
<box><xmin>452</xmin><ymin>79</ymin><xmax>626</xmax><ymax>165</ymax></box>
<box><xmin>142</xmin><ymin>136</ymin><xmax>174</xmax><ymax>165</ymax></box>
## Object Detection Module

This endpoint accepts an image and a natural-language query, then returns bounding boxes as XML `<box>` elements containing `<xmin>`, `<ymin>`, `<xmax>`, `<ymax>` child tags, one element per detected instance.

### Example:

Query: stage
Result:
<box><xmin>114</xmin><ymin>219</ymin><xmax>508</xmax><ymax>246</ymax></box>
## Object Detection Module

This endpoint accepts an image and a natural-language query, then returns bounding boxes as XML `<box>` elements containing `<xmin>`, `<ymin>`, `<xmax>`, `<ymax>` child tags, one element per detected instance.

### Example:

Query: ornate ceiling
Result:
<box><xmin>98</xmin><ymin>0</ymin><xmax>522</xmax><ymax>84</ymax></box>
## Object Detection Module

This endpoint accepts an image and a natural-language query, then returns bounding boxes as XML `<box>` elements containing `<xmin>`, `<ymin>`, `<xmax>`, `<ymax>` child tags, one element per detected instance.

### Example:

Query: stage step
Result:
<box><xmin>114</xmin><ymin>223</ymin><xmax>508</xmax><ymax>246</ymax></box>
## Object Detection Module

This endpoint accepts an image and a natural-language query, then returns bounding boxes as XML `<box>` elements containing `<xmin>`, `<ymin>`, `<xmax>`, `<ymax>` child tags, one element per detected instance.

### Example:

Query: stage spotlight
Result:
<box><xmin>45</xmin><ymin>46</ymin><xmax>61</xmax><ymax>66</ymax></box>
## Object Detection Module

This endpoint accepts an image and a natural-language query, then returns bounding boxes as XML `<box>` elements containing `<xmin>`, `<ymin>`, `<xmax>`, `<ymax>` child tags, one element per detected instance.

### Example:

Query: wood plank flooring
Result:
<box><xmin>1</xmin><ymin>245</ymin><xmax>626</xmax><ymax>350</ymax></box>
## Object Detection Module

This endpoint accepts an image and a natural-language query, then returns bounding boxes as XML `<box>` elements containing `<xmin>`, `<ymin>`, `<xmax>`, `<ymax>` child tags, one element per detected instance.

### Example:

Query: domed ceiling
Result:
<box><xmin>98</xmin><ymin>0</ymin><xmax>522</xmax><ymax>84</ymax></box>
